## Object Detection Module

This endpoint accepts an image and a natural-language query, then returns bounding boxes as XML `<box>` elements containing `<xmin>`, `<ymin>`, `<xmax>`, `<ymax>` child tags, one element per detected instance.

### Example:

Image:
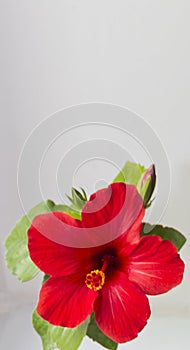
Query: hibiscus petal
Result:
<box><xmin>37</xmin><ymin>275</ymin><xmax>97</xmax><ymax>327</ymax></box>
<box><xmin>127</xmin><ymin>235</ymin><xmax>185</xmax><ymax>295</ymax></box>
<box><xmin>28</xmin><ymin>212</ymin><xmax>97</xmax><ymax>276</ymax></box>
<box><xmin>94</xmin><ymin>271</ymin><xmax>150</xmax><ymax>343</ymax></box>
<box><xmin>82</xmin><ymin>183</ymin><xmax>144</xmax><ymax>245</ymax></box>
<box><xmin>113</xmin><ymin>204</ymin><xmax>144</xmax><ymax>255</ymax></box>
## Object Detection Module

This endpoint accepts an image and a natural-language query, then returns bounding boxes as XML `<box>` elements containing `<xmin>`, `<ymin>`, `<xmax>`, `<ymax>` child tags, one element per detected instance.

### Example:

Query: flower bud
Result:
<box><xmin>141</xmin><ymin>164</ymin><xmax>156</xmax><ymax>207</ymax></box>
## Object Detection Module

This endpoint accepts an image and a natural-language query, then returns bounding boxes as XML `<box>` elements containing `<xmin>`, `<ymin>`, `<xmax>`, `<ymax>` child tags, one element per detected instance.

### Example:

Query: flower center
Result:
<box><xmin>85</xmin><ymin>254</ymin><xmax>113</xmax><ymax>291</ymax></box>
<box><xmin>85</xmin><ymin>270</ymin><xmax>105</xmax><ymax>291</ymax></box>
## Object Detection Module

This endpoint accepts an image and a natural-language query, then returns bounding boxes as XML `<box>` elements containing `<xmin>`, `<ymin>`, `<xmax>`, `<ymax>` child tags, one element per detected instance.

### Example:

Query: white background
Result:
<box><xmin>0</xmin><ymin>1</ymin><xmax>190</xmax><ymax>349</ymax></box>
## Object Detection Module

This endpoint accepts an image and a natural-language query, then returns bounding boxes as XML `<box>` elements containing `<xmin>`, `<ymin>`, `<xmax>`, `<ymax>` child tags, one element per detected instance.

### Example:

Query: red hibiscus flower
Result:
<box><xmin>28</xmin><ymin>183</ymin><xmax>184</xmax><ymax>343</ymax></box>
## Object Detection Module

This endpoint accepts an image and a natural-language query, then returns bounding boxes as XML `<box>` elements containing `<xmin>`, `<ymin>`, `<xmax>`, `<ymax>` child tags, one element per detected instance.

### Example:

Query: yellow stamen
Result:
<box><xmin>85</xmin><ymin>269</ymin><xmax>105</xmax><ymax>291</ymax></box>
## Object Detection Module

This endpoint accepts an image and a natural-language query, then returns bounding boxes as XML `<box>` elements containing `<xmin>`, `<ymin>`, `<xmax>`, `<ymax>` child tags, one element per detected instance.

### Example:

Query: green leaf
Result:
<box><xmin>142</xmin><ymin>223</ymin><xmax>187</xmax><ymax>251</ymax></box>
<box><xmin>5</xmin><ymin>201</ymin><xmax>53</xmax><ymax>281</ymax></box>
<box><xmin>33</xmin><ymin>310</ymin><xmax>89</xmax><ymax>350</ymax></box>
<box><xmin>50</xmin><ymin>319</ymin><xmax>89</xmax><ymax>350</ymax></box>
<box><xmin>5</xmin><ymin>200</ymin><xmax>82</xmax><ymax>282</ymax></box>
<box><xmin>32</xmin><ymin>311</ymin><xmax>55</xmax><ymax>350</ymax></box>
<box><xmin>87</xmin><ymin>313</ymin><xmax>118</xmax><ymax>350</ymax></box>
<box><xmin>113</xmin><ymin>161</ymin><xmax>146</xmax><ymax>187</ymax></box>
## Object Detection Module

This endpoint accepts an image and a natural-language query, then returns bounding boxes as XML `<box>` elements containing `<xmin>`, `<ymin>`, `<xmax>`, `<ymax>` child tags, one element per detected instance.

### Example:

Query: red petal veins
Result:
<box><xmin>28</xmin><ymin>212</ymin><xmax>98</xmax><ymax>276</ymax></box>
<box><xmin>82</xmin><ymin>183</ymin><xmax>144</xmax><ymax>245</ymax></box>
<box><xmin>94</xmin><ymin>271</ymin><xmax>150</xmax><ymax>343</ymax></box>
<box><xmin>37</xmin><ymin>275</ymin><xmax>97</xmax><ymax>327</ymax></box>
<box><xmin>127</xmin><ymin>235</ymin><xmax>185</xmax><ymax>295</ymax></box>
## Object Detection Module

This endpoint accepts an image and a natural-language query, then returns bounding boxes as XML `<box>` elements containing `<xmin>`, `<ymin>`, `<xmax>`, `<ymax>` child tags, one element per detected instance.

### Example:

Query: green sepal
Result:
<box><xmin>43</xmin><ymin>274</ymin><xmax>50</xmax><ymax>284</ymax></box>
<box><xmin>142</xmin><ymin>223</ymin><xmax>187</xmax><ymax>251</ymax></box>
<box><xmin>66</xmin><ymin>187</ymin><xmax>87</xmax><ymax>212</ymax></box>
<box><xmin>87</xmin><ymin>313</ymin><xmax>118</xmax><ymax>350</ymax></box>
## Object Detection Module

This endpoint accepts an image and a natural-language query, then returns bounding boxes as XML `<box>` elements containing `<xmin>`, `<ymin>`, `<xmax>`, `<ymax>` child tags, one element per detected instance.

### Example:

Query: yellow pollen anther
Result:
<box><xmin>85</xmin><ymin>269</ymin><xmax>105</xmax><ymax>291</ymax></box>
